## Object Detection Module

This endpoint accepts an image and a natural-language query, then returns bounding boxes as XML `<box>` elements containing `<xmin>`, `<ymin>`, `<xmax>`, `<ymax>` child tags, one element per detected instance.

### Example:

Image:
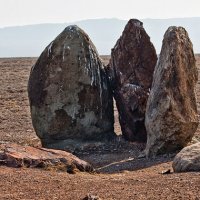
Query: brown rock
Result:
<box><xmin>145</xmin><ymin>26</ymin><xmax>199</xmax><ymax>157</ymax></box>
<box><xmin>28</xmin><ymin>25</ymin><xmax>115</xmax><ymax>151</ymax></box>
<box><xmin>173</xmin><ymin>142</ymin><xmax>200</xmax><ymax>172</ymax></box>
<box><xmin>0</xmin><ymin>143</ymin><xmax>93</xmax><ymax>173</ymax></box>
<box><xmin>108</xmin><ymin>19</ymin><xmax>157</xmax><ymax>142</ymax></box>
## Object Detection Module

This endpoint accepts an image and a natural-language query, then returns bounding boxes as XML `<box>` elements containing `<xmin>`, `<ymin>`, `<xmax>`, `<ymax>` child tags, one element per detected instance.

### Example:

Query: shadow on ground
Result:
<box><xmin>76</xmin><ymin>137</ymin><xmax>174</xmax><ymax>174</ymax></box>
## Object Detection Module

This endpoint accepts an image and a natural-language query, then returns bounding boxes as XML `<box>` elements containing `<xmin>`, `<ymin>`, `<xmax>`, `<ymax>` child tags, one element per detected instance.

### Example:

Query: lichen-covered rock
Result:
<box><xmin>172</xmin><ymin>143</ymin><xmax>200</xmax><ymax>172</ymax></box>
<box><xmin>145</xmin><ymin>26</ymin><xmax>199</xmax><ymax>157</ymax></box>
<box><xmin>108</xmin><ymin>19</ymin><xmax>157</xmax><ymax>142</ymax></box>
<box><xmin>28</xmin><ymin>25</ymin><xmax>115</xmax><ymax>151</ymax></box>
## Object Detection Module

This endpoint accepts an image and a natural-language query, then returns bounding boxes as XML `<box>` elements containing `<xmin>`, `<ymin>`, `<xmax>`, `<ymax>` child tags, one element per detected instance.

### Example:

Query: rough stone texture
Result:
<box><xmin>28</xmin><ymin>25</ymin><xmax>115</xmax><ymax>151</ymax></box>
<box><xmin>108</xmin><ymin>19</ymin><xmax>157</xmax><ymax>142</ymax></box>
<box><xmin>145</xmin><ymin>26</ymin><xmax>199</xmax><ymax>157</ymax></box>
<box><xmin>0</xmin><ymin>143</ymin><xmax>93</xmax><ymax>173</ymax></box>
<box><xmin>172</xmin><ymin>143</ymin><xmax>200</xmax><ymax>172</ymax></box>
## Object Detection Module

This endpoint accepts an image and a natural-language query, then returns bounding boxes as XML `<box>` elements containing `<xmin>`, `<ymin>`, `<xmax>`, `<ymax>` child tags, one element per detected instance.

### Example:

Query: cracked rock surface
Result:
<box><xmin>108</xmin><ymin>19</ymin><xmax>157</xmax><ymax>142</ymax></box>
<box><xmin>0</xmin><ymin>143</ymin><xmax>93</xmax><ymax>173</ymax></box>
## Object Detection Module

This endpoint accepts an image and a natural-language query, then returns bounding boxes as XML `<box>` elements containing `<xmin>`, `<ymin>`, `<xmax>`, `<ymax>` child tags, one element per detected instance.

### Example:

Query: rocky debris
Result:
<box><xmin>172</xmin><ymin>143</ymin><xmax>200</xmax><ymax>172</ymax></box>
<box><xmin>0</xmin><ymin>143</ymin><xmax>93</xmax><ymax>173</ymax></box>
<box><xmin>108</xmin><ymin>19</ymin><xmax>157</xmax><ymax>142</ymax></box>
<box><xmin>145</xmin><ymin>26</ymin><xmax>199</xmax><ymax>157</ymax></box>
<box><xmin>28</xmin><ymin>25</ymin><xmax>115</xmax><ymax>151</ymax></box>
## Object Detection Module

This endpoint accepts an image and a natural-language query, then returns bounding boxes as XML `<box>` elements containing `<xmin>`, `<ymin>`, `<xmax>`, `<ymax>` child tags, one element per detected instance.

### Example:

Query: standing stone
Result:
<box><xmin>145</xmin><ymin>26</ymin><xmax>199</xmax><ymax>157</ymax></box>
<box><xmin>108</xmin><ymin>19</ymin><xmax>157</xmax><ymax>142</ymax></box>
<box><xmin>28</xmin><ymin>25</ymin><xmax>115</xmax><ymax>151</ymax></box>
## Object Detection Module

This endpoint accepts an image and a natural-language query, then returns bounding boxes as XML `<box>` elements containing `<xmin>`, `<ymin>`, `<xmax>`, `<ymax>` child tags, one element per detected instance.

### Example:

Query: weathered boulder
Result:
<box><xmin>0</xmin><ymin>143</ymin><xmax>93</xmax><ymax>173</ymax></box>
<box><xmin>108</xmin><ymin>19</ymin><xmax>157</xmax><ymax>142</ymax></box>
<box><xmin>173</xmin><ymin>142</ymin><xmax>200</xmax><ymax>172</ymax></box>
<box><xmin>28</xmin><ymin>25</ymin><xmax>115</xmax><ymax>151</ymax></box>
<box><xmin>145</xmin><ymin>26</ymin><xmax>199</xmax><ymax>157</ymax></box>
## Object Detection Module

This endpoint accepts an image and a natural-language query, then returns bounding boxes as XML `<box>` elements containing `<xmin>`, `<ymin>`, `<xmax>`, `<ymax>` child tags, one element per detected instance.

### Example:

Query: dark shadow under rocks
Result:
<box><xmin>76</xmin><ymin>136</ymin><xmax>174</xmax><ymax>174</ymax></box>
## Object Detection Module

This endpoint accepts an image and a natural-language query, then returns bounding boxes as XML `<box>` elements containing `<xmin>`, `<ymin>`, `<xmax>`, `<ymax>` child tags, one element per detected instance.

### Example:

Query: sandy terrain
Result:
<box><xmin>0</xmin><ymin>55</ymin><xmax>200</xmax><ymax>199</ymax></box>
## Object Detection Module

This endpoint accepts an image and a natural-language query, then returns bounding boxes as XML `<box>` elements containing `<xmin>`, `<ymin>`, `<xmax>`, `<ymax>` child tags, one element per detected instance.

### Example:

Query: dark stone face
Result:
<box><xmin>108</xmin><ymin>19</ymin><xmax>157</xmax><ymax>142</ymax></box>
<box><xmin>145</xmin><ymin>26</ymin><xmax>199</xmax><ymax>157</ymax></box>
<box><xmin>28</xmin><ymin>25</ymin><xmax>115</xmax><ymax>151</ymax></box>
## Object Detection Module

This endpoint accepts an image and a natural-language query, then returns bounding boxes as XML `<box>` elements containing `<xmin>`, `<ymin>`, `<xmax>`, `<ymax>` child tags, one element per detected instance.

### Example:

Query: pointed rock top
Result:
<box><xmin>163</xmin><ymin>26</ymin><xmax>193</xmax><ymax>47</ymax></box>
<box><xmin>63</xmin><ymin>25</ymin><xmax>89</xmax><ymax>39</ymax></box>
<box><xmin>126</xmin><ymin>19</ymin><xmax>143</xmax><ymax>28</ymax></box>
<box><xmin>63</xmin><ymin>25</ymin><xmax>84</xmax><ymax>34</ymax></box>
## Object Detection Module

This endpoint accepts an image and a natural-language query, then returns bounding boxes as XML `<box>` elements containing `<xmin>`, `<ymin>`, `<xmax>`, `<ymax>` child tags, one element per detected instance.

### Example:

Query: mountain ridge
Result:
<box><xmin>0</xmin><ymin>18</ymin><xmax>199</xmax><ymax>57</ymax></box>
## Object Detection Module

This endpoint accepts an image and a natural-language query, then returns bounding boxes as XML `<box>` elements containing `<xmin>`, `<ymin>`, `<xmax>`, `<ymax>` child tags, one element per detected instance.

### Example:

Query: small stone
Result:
<box><xmin>161</xmin><ymin>169</ymin><xmax>171</xmax><ymax>175</ymax></box>
<box><xmin>82</xmin><ymin>194</ymin><xmax>102</xmax><ymax>200</ymax></box>
<box><xmin>137</xmin><ymin>152</ymin><xmax>146</xmax><ymax>159</ymax></box>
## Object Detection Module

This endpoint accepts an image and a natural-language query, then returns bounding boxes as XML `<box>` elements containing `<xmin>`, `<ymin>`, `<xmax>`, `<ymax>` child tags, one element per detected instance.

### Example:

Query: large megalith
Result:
<box><xmin>145</xmin><ymin>26</ymin><xmax>199</xmax><ymax>157</ymax></box>
<box><xmin>28</xmin><ymin>25</ymin><xmax>115</xmax><ymax>151</ymax></box>
<box><xmin>108</xmin><ymin>19</ymin><xmax>157</xmax><ymax>142</ymax></box>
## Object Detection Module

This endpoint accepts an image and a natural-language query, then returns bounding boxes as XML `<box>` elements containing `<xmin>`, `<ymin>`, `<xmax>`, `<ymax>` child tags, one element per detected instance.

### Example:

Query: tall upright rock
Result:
<box><xmin>145</xmin><ymin>26</ymin><xmax>199</xmax><ymax>157</ymax></box>
<box><xmin>108</xmin><ymin>19</ymin><xmax>157</xmax><ymax>142</ymax></box>
<box><xmin>28</xmin><ymin>25</ymin><xmax>115</xmax><ymax>151</ymax></box>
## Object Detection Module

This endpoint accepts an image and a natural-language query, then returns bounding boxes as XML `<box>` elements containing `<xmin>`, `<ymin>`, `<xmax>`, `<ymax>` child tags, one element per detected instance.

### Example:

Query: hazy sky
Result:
<box><xmin>0</xmin><ymin>0</ymin><xmax>200</xmax><ymax>27</ymax></box>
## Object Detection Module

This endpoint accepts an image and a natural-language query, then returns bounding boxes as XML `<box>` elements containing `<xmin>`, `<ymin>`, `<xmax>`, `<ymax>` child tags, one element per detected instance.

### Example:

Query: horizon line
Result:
<box><xmin>1</xmin><ymin>16</ymin><xmax>200</xmax><ymax>29</ymax></box>
<box><xmin>1</xmin><ymin>54</ymin><xmax>200</xmax><ymax>59</ymax></box>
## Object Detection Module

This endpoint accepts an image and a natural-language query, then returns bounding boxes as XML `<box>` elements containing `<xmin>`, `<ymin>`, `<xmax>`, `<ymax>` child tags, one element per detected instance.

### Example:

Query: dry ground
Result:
<box><xmin>0</xmin><ymin>56</ymin><xmax>200</xmax><ymax>200</ymax></box>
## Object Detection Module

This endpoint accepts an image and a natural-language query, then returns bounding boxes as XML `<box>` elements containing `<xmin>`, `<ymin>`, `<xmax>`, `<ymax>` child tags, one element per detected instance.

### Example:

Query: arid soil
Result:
<box><xmin>0</xmin><ymin>56</ymin><xmax>200</xmax><ymax>200</ymax></box>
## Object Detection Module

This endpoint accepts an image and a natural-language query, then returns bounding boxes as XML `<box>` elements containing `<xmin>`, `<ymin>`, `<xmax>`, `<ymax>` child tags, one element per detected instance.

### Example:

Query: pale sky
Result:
<box><xmin>0</xmin><ymin>0</ymin><xmax>200</xmax><ymax>27</ymax></box>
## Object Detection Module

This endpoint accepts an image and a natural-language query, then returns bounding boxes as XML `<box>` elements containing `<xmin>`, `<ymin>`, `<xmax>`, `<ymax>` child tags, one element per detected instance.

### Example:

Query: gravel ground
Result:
<box><xmin>0</xmin><ymin>56</ymin><xmax>200</xmax><ymax>200</ymax></box>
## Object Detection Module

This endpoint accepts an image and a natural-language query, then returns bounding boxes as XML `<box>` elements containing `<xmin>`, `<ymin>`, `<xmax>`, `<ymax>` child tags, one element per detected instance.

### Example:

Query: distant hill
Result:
<box><xmin>0</xmin><ymin>18</ymin><xmax>200</xmax><ymax>57</ymax></box>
